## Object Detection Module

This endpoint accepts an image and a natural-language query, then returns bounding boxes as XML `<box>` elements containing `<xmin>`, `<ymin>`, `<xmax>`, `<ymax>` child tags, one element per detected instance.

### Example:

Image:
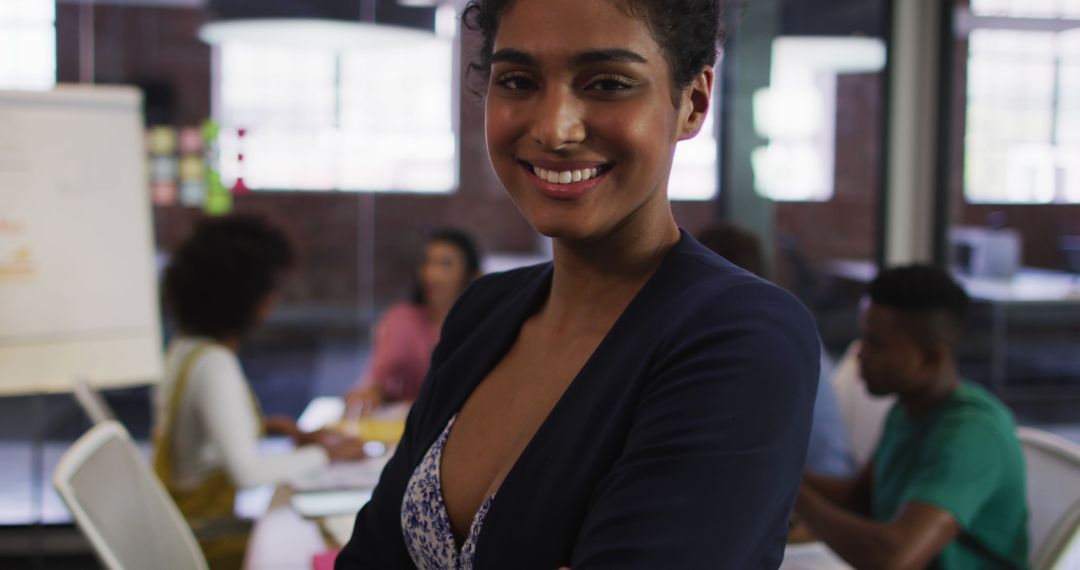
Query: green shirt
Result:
<box><xmin>872</xmin><ymin>382</ymin><xmax>1029</xmax><ymax>569</ymax></box>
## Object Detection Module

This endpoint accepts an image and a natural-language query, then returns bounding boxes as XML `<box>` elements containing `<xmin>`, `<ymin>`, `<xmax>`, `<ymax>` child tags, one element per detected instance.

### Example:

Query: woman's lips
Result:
<box><xmin>518</xmin><ymin>160</ymin><xmax>614</xmax><ymax>201</ymax></box>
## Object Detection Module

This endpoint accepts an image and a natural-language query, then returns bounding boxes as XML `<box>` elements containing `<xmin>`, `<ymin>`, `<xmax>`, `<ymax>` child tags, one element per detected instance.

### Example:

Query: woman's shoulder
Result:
<box><xmin>160</xmin><ymin>338</ymin><xmax>246</xmax><ymax>410</ymax></box>
<box><xmin>380</xmin><ymin>301</ymin><xmax>429</xmax><ymax>324</ymax></box>
<box><xmin>632</xmin><ymin>238</ymin><xmax>821</xmax><ymax>403</ymax></box>
<box><xmin>167</xmin><ymin>337</ymin><xmax>236</xmax><ymax>368</ymax></box>
<box><xmin>655</xmin><ymin>236</ymin><xmax>818</xmax><ymax>343</ymax></box>
<box><xmin>168</xmin><ymin>338</ymin><xmax>242</xmax><ymax>387</ymax></box>
<box><xmin>670</xmin><ymin>236</ymin><xmax>804</xmax><ymax>300</ymax></box>
<box><xmin>670</xmin><ymin>230</ymin><xmax>767</xmax><ymax>280</ymax></box>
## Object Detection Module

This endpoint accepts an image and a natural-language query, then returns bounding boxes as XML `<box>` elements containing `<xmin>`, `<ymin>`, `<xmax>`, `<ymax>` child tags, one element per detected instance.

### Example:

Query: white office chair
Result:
<box><xmin>1018</xmin><ymin>427</ymin><xmax>1080</xmax><ymax>570</ymax></box>
<box><xmin>72</xmin><ymin>377</ymin><xmax>117</xmax><ymax>425</ymax></box>
<box><xmin>53</xmin><ymin>421</ymin><xmax>208</xmax><ymax>570</ymax></box>
<box><xmin>1036</xmin><ymin>498</ymin><xmax>1080</xmax><ymax>570</ymax></box>
<box><xmin>830</xmin><ymin>341</ymin><xmax>895</xmax><ymax>467</ymax></box>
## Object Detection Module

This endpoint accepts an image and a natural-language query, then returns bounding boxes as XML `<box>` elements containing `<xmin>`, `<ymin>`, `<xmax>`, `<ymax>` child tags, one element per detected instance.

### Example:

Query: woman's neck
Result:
<box><xmin>543</xmin><ymin>212</ymin><xmax>680</xmax><ymax>332</ymax></box>
<box><xmin>424</xmin><ymin>301</ymin><xmax>451</xmax><ymax>329</ymax></box>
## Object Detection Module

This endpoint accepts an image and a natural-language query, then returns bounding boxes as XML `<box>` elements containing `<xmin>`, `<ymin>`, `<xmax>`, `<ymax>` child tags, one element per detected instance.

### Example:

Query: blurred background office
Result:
<box><xmin>1</xmin><ymin>0</ymin><xmax>1078</xmax><ymax>567</ymax></box>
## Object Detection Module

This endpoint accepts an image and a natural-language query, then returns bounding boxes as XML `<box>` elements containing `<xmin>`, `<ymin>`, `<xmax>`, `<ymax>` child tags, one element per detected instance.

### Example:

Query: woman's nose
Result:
<box><xmin>530</xmin><ymin>87</ymin><xmax>586</xmax><ymax>151</ymax></box>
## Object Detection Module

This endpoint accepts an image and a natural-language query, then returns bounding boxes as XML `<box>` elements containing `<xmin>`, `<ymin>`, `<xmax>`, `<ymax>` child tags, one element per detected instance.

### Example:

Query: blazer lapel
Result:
<box><xmin>422</xmin><ymin>263</ymin><xmax>555</xmax><ymax>440</ymax></box>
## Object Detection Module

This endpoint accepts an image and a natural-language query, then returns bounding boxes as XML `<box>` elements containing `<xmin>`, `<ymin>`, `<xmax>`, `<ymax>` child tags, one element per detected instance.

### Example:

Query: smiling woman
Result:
<box><xmin>335</xmin><ymin>1</ymin><xmax>821</xmax><ymax>569</ymax></box>
<box><xmin>482</xmin><ymin>0</ymin><xmax>713</xmax><ymax>241</ymax></box>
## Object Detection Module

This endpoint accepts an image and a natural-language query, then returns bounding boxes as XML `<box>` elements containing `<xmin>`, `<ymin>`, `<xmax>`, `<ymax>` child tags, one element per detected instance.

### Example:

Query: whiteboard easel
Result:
<box><xmin>0</xmin><ymin>85</ymin><xmax>163</xmax><ymax>395</ymax></box>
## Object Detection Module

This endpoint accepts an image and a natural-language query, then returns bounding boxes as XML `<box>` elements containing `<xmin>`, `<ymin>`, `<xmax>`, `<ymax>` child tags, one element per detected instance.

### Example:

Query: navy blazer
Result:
<box><xmin>336</xmin><ymin>231</ymin><xmax>820</xmax><ymax>569</ymax></box>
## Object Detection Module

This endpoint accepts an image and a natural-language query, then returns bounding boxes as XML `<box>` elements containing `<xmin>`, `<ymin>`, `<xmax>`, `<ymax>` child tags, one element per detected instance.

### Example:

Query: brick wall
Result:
<box><xmin>55</xmin><ymin>4</ymin><xmax>714</xmax><ymax>314</ymax></box>
<box><xmin>72</xmin><ymin>4</ymin><xmax>1080</xmax><ymax>316</ymax></box>
<box><xmin>774</xmin><ymin>72</ymin><xmax>885</xmax><ymax>283</ymax></box>
<box><xmin>56</xmin><ymin>4</ymin><xmax>211</xmax><ymax>124</ymax></box>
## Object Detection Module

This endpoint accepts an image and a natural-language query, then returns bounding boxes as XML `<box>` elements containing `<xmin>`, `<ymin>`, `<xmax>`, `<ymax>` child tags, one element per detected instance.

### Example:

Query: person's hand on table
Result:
<box><xmin>265</xmin><ymin>415</ymin><xmax>367</xmax><ymax>460</ymax></box>
<box><xmin>263</xmin><ymin>415</ymin><xmax>302</xmax><ymax>439</ymax></box>
<box><xmin>311</xmin><ymin>429</ymin><xmax>367</xmax><ymax>461</ymax></box>
<box><xmin>344</xmin><ymin>384</ymin><xmax>384</xmax><ymax>417</ymax></box>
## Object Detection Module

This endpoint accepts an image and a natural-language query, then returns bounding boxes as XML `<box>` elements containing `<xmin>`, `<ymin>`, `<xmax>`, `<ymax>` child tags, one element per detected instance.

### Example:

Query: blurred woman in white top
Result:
<box><xmin>154</xmin><ymin>214</ymin><xmax>363</xmax><ymax>569</ymax></box>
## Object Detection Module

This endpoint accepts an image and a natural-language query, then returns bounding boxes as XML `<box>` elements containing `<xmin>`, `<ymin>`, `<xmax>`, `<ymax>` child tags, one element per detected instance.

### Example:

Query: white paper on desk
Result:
<box><xmin>290</xmin><ymin>489</ymin><xmax>373</xmax><ymax>518</ymax></box>
<box><xmin>321</xmin><ymin>513</ymin><xmax>358</xmax><ymax>547</ymax></box>
<box><xmin>780</xmin><ymin>542</ymin><xmax>852</xmax><ymax>569</ymax></box>
<box><xmin>297</xmin><ymin>397</ymin><xmax>412</xmax><ymax>433</ymax></box>
<box><xmin>297</xmin><ymin>396</ymin><xmax>346</xmax><ymax>432</ymax></box>
<box><xmin>291</xmin><ymin>456</ymin><xmax>391</xmax><ymax>492</ymax></box>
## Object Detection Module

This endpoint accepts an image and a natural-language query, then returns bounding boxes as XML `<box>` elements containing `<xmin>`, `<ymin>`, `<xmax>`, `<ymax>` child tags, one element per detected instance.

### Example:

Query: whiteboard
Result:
<box><xmin>0</xmin><ymin>85</ymin><xmax>163</xmax><ymax>395</ymax></box>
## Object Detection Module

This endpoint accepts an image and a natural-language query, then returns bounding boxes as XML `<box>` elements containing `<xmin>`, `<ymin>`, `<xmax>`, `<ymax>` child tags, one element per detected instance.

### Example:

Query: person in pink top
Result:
<box><xmin>346</xmin><ymin>229</ymin><xmax>482</xmax><ymax>409</ymax></box>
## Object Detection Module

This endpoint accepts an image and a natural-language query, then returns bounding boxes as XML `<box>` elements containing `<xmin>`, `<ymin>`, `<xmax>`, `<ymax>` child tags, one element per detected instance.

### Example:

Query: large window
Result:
<box><xmin>215</xmin><ymin>22</ymin><xmax>457</xmax><ymax>193</ymax></box>
<box><xmin>751</xmin><ymin>36</ymin><xmax>886</xmax><ymax>202</ymax></box>
<box><xmin>971</xmin><ymin>0</ymin><xmax>1080</xmax><ymax>18</ymax></box>
<box><xmin>963</xmin><ymin>1</ymin><xmax>1080</xmax><ymax>203</ymax></box>
<box><xmin>0</xmin><ymin>0</ymin><xmax>55</xmax><ymax>90</ymax></box>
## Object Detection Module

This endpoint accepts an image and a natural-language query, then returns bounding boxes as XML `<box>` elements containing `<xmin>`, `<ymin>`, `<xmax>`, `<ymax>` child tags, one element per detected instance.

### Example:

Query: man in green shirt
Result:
<box><xmin>795</xmin><ymin>265</ymin><xmax>1028</xmax><ymax>569</ymax></box>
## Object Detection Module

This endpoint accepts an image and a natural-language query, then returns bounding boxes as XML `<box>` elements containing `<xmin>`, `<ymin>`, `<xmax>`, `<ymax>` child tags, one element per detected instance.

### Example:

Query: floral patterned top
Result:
<box><xmin>401</xmin><ymin>416</ymin><xmax>494</xmax><ymax>570</ymax></box>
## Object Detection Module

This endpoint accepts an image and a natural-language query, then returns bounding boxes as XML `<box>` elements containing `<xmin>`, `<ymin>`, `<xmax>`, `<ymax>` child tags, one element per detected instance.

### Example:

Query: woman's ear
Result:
<box><xmin>677</xmin><ymin>66</ymin><xmax>714</xmax><ymax>141</ymax></box>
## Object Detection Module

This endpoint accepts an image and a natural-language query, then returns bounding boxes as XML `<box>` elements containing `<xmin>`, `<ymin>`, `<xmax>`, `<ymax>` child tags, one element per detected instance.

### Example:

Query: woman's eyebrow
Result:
<box><xmin>490</xmin><ymin>48</ymin><xmax>537</xmax><ymax>66</ymax></box>
<box><xmin>490</xmin><ymin>48</ymin><xmax>648</xmax><ymax>67</ymax></box>
<box><xmin>572</xmin><ymin>49</ymin><xmax>647</xmax><ymax>66</ymax></box>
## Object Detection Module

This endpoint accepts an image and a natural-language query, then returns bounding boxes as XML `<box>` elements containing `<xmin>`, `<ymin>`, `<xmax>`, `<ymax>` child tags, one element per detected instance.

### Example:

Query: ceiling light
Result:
<box><xmin>773</xmin><ymin>36</ymin><xmax>887</xmax><ymax>74</ymax></box>
<box><xmin>198</xmin><ymin>19</ymin><xmax>440</xmax><ymax>51</ymax></box>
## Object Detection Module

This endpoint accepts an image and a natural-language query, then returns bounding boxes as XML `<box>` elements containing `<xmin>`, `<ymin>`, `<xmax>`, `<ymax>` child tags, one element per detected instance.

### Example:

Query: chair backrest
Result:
<box><xmin>1038</xmin><ymin>498</ymin><xmax>1080</xmax><ymax>570</ymax></box>
<box><xmin>1019</xmin><ymin>426</ymin><xmax>1080</xmax><ymax>569</ymax></box>
<box><xmin>53</xmin><ymin>421</ymin><xmax>207</xmax><ymax>570</ymax></box>
<box><xmin>830</xmin><ymin>341</ymin><xmax>895</xmax><ymax>467</ymax></box>
<box><xmin>72</xmin><ymin>377</ymin><xmax>117</xmax><ymax>425</ymax></box>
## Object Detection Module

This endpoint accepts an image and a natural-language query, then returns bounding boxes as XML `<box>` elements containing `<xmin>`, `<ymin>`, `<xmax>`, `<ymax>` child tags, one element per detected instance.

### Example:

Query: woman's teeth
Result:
<box><xmin>532</xmin><ymin>165</ymin><xmax>601</xmax><ymax>185</ymax></box>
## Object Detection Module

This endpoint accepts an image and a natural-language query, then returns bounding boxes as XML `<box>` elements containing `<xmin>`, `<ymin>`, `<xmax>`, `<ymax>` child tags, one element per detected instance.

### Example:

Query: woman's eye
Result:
<box><xmin>494</xmin><ymin>74</ymin><xmax>536</xmax><ymax>91</ymax></box>
<box><xmin>587</xmin><ymin>76</ymin><xmax>635</xmax><ymax>92</ymax></box>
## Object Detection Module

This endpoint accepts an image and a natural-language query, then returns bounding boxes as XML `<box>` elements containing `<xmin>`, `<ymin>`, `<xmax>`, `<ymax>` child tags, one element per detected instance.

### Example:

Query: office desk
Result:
<box><xmin>246</xmin><ymin>498</ymin><xmax>850</xmax><ymax>570</ymax></box>
<box><xmin>245</xmin><ymin>400</ymin><xmax>854</xmax><ymax>569</ymax></box>
<box><xmin>827</xmin><ymin>260</ymin><xmax>1080</xmax><ymax>391</ymax></box>
<box><xmin>244</xmin><ymin>398</ymin><xmax>395</xmax><ymax>570</ymax></box>
<box><xmin>828</xmin><ymin>260</ymin><xmax>1080</xmax><ymax>304</ymax></box>
<box><xmin>243</xmin><ymin>486</ymin><xmax>328</xmax><ymax>570</ymax></box>
<box><xmin>780</xmin><ymin>542</ymin><xmax>852</xmax><ymax>569</ymax></box>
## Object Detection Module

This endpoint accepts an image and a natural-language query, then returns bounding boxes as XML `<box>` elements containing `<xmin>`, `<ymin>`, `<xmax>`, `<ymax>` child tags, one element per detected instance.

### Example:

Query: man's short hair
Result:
<box><xmin>868</xmin><ymin>264</ymin><xmax>971</xmax><ymax>349</ymax></box>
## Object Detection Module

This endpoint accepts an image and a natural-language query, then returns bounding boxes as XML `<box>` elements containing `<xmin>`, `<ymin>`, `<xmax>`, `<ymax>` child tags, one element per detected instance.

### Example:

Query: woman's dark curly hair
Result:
<box><xmin>462</xmin><ymin>0</ymin><xmax>727</xmax><ymax>102</ymax></box>
<box><xmin>163</xmin><ymin>214</ymin><xmax>295</xmax><ymax>340</ymax></box>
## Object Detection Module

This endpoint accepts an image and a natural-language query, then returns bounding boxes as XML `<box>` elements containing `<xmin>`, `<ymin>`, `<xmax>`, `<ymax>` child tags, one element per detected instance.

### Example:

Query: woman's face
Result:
<box><xmin>419</xmin><ymin>240</ymin><xmax>471</xmax><ymax>308</ymax></box>
<box><xmin>484</xmin><ymin>0</ymin><xmax>712</xmax><ymax>242</ymax></box>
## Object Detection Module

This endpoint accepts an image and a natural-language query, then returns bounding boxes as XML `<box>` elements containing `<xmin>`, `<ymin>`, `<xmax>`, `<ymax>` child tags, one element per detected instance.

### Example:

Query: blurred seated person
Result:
<box><xmin>697</xmin><ymin>223</ymin><xmax>854</xmax><ymax>477</ymax></box>
<box><xmin>795</xmin><ymin>265</ymin><xmax>1027</xmax><ymax>569</ymax></box>
<box><xmin>346</xmin><ymin>229</ymin><xmax>481</xmax><ymax>411</ymax></box>
<box><xmin>155</xmin><ymin>215</ymin><xmax>364</xmax><ymax>569</ymax></box>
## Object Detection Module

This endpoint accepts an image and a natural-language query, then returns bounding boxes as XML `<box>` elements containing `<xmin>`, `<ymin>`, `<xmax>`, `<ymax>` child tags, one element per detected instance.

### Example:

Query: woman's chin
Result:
<box><xmin>526</xmin><ymin>215</ymin><xmax>598</xmax><ymax>242</ymax></box>
<box><xmin>532</xmin><ymin>226</ymin><xmax>591</xmax><ymax>243</ymax></box>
